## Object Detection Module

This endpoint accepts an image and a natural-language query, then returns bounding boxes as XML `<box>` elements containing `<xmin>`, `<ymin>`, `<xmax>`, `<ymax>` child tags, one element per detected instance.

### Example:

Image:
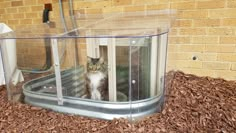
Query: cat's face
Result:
<box><xmin>86</xmin><ymin>56</ymin><xmax>108</xmax><ymax>101</ymax></box>
<box><xmin>87</xmin><ymin>56</ymin><xmax>105</xmax><ymax>72</ymax></box>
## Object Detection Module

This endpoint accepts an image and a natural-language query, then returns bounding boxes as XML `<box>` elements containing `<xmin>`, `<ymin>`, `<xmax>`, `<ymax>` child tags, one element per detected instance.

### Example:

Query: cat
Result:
<box><xmin>85</xmin><ymin>56</ymin><xmax>108</xmax><ymax>101</ymax></box>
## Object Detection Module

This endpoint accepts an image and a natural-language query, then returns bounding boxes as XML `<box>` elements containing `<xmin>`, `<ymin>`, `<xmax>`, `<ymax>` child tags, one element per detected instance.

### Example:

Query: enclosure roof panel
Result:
<box><xmin>0</xmin><ymin>10</ymin><xmax>175</xmax><ymax>39</ymax></box>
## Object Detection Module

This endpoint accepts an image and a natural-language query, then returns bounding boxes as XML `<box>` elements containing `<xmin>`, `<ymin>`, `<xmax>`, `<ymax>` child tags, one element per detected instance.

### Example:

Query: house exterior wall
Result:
<box><xmin>0</xmin><ymin>0</ymin><xmax>236</xmax><ymax>80</ymax></box>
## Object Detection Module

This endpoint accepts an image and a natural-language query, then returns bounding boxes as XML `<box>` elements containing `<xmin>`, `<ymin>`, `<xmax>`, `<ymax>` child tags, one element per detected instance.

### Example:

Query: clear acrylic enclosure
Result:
<box><xmin>0</xmin><ymin>10</ymin><xmax>175</xmax><ymax>121</ymax></box>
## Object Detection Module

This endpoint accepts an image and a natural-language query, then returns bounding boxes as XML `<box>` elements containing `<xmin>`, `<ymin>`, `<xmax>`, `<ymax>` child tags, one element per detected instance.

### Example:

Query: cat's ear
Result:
<box><xmin>87</xmin><ymin>56</ymin><xmax>92</xmax><ymax>62</ymax></box>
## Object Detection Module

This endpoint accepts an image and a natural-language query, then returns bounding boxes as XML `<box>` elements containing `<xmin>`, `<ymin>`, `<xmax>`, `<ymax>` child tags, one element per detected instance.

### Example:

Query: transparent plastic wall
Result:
<box><xmin>0</xmin><ymin>37</ymin><xmax>57</xmax><ymax>102</ymax></box>
<box><xmin>0</xmin><ymin>10</ymin><xmax>175</xmax><ymax>121</ymax></box>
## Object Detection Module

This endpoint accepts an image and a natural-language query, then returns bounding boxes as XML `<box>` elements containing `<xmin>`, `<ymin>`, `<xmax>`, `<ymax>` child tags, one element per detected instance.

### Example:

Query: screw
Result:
<box><xmin>131</xmin><ymin>40</ymin><xmax>136</xmax><ymax>44</ymax></box>
<box><xmin>132</xmin><ymin>80</ymin><xmax>136</xmax><ymax>84</ymax></box>
<box><xmin>192</xmin><ymin>56</ymin><xmax>197</xmax><ymax>60</ymax></box>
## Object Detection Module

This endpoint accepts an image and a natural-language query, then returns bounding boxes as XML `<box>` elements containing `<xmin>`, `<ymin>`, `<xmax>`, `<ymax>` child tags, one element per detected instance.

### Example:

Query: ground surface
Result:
<box><xmin>0</xmin><ymin>71</ymin><xmax>235</xmax><ymax>133</ymax></box>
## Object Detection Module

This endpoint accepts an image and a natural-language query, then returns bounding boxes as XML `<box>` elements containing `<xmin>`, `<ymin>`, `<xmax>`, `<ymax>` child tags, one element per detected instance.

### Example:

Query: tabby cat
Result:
<box><xmin>85</xmin><ymin>56</ymin><xmax>108</xmax><ymax>101</ymax></box>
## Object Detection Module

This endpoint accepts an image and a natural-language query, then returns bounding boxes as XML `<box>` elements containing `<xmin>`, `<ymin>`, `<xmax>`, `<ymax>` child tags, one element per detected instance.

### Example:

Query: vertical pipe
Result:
<box><xmin>68</xmin><ymin>0</ymin><xmax>79</xmax><ymax>66</ymax></box>
<box><xmin>58</xmin><ymin>0</ymin><xmax>68</xmax><ymax>32</ymax></box>
<box><xmin>0</xmin><ymin>40</ymin><xmax>11</xmax><ymax>100</ymax></box>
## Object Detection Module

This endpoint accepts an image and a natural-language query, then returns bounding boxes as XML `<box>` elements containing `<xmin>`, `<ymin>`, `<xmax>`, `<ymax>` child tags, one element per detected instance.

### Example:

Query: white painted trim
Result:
<box><xmin>51</xmin><ymin>39</ymin><xmax>63</xmax><ymax>105</ymax></box>
<box><xmin>157</xmin><ymin>34</ymin><xmax>168</xmax><ymax>93</ymax></box>
<box><xmin>150</xmin><ymin>36</ymin><xmax>158</xmax><ymax>97</ymax></box>
<box><xmin>107</xmin><ymin>38</ymin><xmax>117</xmax><ymax>101</ymax></box>
<box><xmin>86</xmin><ymin>31</ymin><xmax>100</xmax><ymax>58</ymax></box>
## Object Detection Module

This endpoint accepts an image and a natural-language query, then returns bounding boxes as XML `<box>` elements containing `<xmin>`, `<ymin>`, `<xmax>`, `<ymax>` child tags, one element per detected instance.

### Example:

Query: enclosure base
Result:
<box><xmin>24</xmin><ymin>94</ymin><xmax>164</xmax><ymax>120</ymax></box>
<box><xmin>23</xmin><ymin>68</ymin><xmax>164</xmax><ymax>120</ymax></box>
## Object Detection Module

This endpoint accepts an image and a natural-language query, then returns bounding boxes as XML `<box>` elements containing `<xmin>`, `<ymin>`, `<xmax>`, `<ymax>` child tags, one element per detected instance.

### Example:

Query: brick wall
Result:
<box><xmin>0</xmin><ymin>0</ymin><xmax>236</xmax><ymax>80</ymax></box>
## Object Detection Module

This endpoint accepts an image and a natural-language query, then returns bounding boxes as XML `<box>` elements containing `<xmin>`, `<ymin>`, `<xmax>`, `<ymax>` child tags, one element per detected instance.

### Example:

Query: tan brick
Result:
<box><xmin>147</xmin><ymin>4</ymin><xmax>169</xmax><ymax>10</ymax></box>
<box><xmin>20</xmin><ymin>19</ymin><xmax>32</xmax><ymax>24</ymax></box>
<box><xmin>0</xmin><ymin>9</ymin><xmax>5</xmax><ymax>14</ymax></box>
<box><xmin>209</xmin><ymin>9</ymin><xmax>236</xmax><ymax>18</ymax></box>
<box><xmin>2</xmin><ymin>14</ymin><xmax>13</xmax><ymax>19</ymax></box>
<box><xmin>0</xmin><ymin>2</ymin><xmax>11</xmax><ymax>9</ymax></box>
<box><xmin>173</xmin><ymin>20</ymin><xmax>192</xmax><ymax>27</ymax></box>
<box><xmin>74</xmin><ymin>2</ymin><xmax>92</xmax><ymax>9</ymax></box>
<box><xmin>176</xmin><ymin>52</ymin><xmax>217</xmax><ymax>61</ymax></box>
<box><xmin>112</xmin><ymin>0</ymin><xmax>132</xmax><ymax>6</ymax></box>
<box><xmin>179</xmin><ymin>28</ymin><xmax>206</xmax><ymax>35</ymax></box>
<box><xmin>85</xmin><ymin>8</ymin><xmax>102</xmax><ymax>14</ymax></box>
<box><xmin>205</xmin><ymin>45</ymin><xmax>218</xmax><ymax>52</ymax></box>
<box><xmin>25</xmin><ymin>13</ymin><xmax>39</xmax><ymax>18</ymax></box>
<box><xmin>12</xmin><ymin>13</ymin><xmax>24</xmax><ymax>19</ymax></box>
<box><xmin>42</xmin><ymin>0</ymin><xmax>52</xmax><ymax>4</ymax></box>
<box><xmin>179</xmin><ymin>45</ymin><xmax>205</xmax><ymax>52</ymax></box>
<box><xmin>29</xmin><ymin>47</ymin><xmax>45</xmax><ymax>55</ymax></box>
<box><xmin>222</xmin><ymin>18</ymin><xmax>236</xmax><ymax>26</ymax></box>
<box><xmin>169</xmin><ymin>28</ymin><xmax>178</xmax><ymax>36</ymax></box>
<box><xmin>167</xmin><ymin>52</ymin><xmax>192</xmax><ymax>60</ymax></box>
<box><xmin>205</xmin><ymin>45</ymin><xmax>236</xmax><ymax>53</ymax></box>
<box><xmin>8</xmin><ymin>20</ymin><xmax>19</xmax><ymax>25</ymax></box>
<box><xmin>124</xmin><ymin>5</ymin><xmax>145</xmax><ymax>12</ymax></box>
<box><xmin>171</xmin><ymin>2</ymin><xmax>195</xmax><ymax>10</ymax></box>
<box><xmin>231</xmin><ymin>63</ymin><xmax>236</xmax><ymax>71</ymax></box>
<box><xmin>18</xmin><ymin>7</ymin><xmax>31</xmax><ymax>13</ymax></box>
<box><xmin>197</xmin><ymin>0</ymin><xmax>225</xmax><ymax>9</ymax></box>
<box><xmin>79</xmin><ymin>43</ymin><xmax>87</xmax><ymax>49</ymax></box>
<box><xmin>169</xmin><ymin>37</ymin><xmax>190</xmax><ymax>44</ymax></box>
<box><xmin>167</xmin><ymin>45</ymin><xmax>178</xmax><ymax>52</ymax></box>
<box><xmin>180</xmin><ymin>68</ymin><xmax>216</xmax><ymax>77</ymax></box>
<box><xmin>23</xmin><ymin>0</ymin><xmax>37</xmax><ymax>6</ymax></box>
<box><xmin>208</xmin><ymin>28</ymin><xmax>234</xmax><ymax>35</ymax></box>
<box><xmin>227</xmin><ymin>0</ymin><xmax>236</xmax><ymax>8</ymax></box>
<box><xmin>170</xmin><ymin>0</ymin><xmax>193</xmax><ymax>2</ymax></box>
<box><xmin>103</xmin><ymin>7</ymin><xmax>123</xmax><ymax>13</ymax></box>
<box><xmin>166</xmin><ymin>59</ymin><xmax>177</xmax><ymax>68</ymax></box>
<box><xmin>203</xmin><ymin>62</ymin><xmax>230</xmax><ymax>70</ymax></box>
<box><xmin>91</xmin><ymin>1</ymin><xmax>111</xmax><ymax>8</ymax></box>
<box><xmin>31</xmin><ymin>5</ymin><xmax>44</xmax><ymax>12</ymax></box>
<box><xmin>156</xmin><ymin>0</ymin><xmax>170</xmax><ymax>4</ymax></box>
<box><xmin>74</xmin><ymin>9</ymin><xmax>85</xmax><ymax>15</ymax></box>
<box><xmin>134</xmin><ymin>0</ymin><xmax>157</xmax><ymax>5</ymax></box>
<box><xmin>6</xmin><ymin>8</ymin><xmax>18</xmax><ymax>14</ymax></box>
<box><xmin>193</xmin><ymin>19</ymin><xmax>220</xmax><ymax>27</ymax></box>
<box><xmin>217</xmin><ymin>45</ymin><xmax>236</xmax><ymax>53</ymax></box>
<box><xmin>217</xmin><ymin>53</ymin><xmax>236</xmax><ymax>62</ymax></box>
<box><xmin>192</xmin><ymin>36</ymin><xmax>219</xmax><ymax>44</ymax></box>
<box><xmin>170</xmin><ymin>60</ymin><xmax>202</xmax><ymax>68</ymax></box>
<box><xmin>220</xmin><ymin>37</ymin><xmax>236</xmax><ymax>44</ymax></box>
<box><xmin>32</xmin><ymin>18</ymin><xmax>42</xmax><ymax>24</ymax></box>
<box><xmin>200</xmin><ymin>53</ymin><xmax>217</xmax><ymax>61</ymax></box>
<box><xmin>215</xmin><ymin>70</ymin><xmax>236</xmax><ymax>80</ymax></box>
<box><xmin>179</xmin><ymin>10</ymin><xmax>208</xmax><ymax>19</ymax></box>
<box><xmin>11</xmin><ymin>1</ymin><xmax>23</xmax><ymax>7</ymax></box>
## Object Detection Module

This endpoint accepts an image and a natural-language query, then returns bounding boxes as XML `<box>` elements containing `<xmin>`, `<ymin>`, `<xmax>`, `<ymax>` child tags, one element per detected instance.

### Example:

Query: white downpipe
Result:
<box><xmin>0</xmin><ymin>23</ymin><xmax>24</xmax><ymax>86</ymax></box>
<box><xmin>0</xmin><ymin>49</ymin><xmax>5</xmax><ymax>85</ymax></box>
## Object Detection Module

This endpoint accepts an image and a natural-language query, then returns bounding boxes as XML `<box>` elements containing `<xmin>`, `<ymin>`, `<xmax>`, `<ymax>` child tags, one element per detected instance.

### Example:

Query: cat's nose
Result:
<box><xmin>92</xmin><ymin>67</ymin><xmax>96</xmax><ymax>71</ymax></box>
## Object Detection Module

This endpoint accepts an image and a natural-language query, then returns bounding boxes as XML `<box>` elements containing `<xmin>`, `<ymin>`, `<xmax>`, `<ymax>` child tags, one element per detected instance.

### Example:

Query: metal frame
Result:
<box><xmin>23</xmin><ymin>74</ymin><xmax>164</xmax><ymax>120</ymax></box>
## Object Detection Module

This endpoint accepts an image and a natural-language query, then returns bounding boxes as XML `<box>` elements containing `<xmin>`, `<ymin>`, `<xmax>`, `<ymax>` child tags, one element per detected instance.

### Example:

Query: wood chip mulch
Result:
<box><xmin>0</xmin><ymin>71</ymin><xmax>235</xmax><ymax>133</ymax></box>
